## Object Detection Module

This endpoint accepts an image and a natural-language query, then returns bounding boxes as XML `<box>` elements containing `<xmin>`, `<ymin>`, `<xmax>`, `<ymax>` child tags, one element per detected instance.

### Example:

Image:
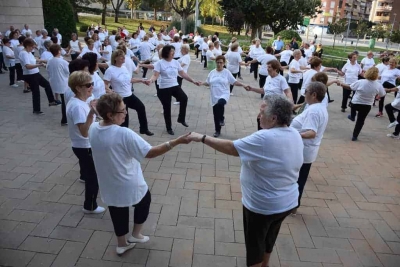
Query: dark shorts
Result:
<box><xmin>243</xmin><ymin>205</ymin><xmax>292</xmax><ymax>266</ymax></box>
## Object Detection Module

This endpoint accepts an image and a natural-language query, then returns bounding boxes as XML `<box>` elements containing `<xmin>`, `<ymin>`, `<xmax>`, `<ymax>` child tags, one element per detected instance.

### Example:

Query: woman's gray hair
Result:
<box><xmin>181</xmin><ymin>44</ymin><xmax>190</xmax><ymax>52</ymax></box>
<box><xmin>44</xmin><ymin>40</ymin><xmax>53</xmax><ymax>50</ymax></box>
<box><xmin>306</xmin><ymin>81</ymin><xmax>326</xmax><ymax>102</ymax></box>
<box><xmin>41</xmin><ymin>29</ymin><xmax>48</xmax><ymax>35</ymax></box>
<box><xmin>262</xmin><ymin>94</ymin><xmax>293</xmax><ymax>126</ymax></box>
<box><xmin>293</xmin><ymin>49</ymin><xmax>302</xmax><ymax>57</ymax></box>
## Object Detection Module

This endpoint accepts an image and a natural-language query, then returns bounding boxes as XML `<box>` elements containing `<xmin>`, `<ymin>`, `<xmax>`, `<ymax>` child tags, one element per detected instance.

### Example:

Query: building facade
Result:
<box><xmin>0</xmin><ymin>0</ymin><xmax>44</xmax><ymax>35</ymax></box>
<box><xmin>369</xmin><ymin>0</ymin><xmax>399</xmax><ymax>28</ymax></box>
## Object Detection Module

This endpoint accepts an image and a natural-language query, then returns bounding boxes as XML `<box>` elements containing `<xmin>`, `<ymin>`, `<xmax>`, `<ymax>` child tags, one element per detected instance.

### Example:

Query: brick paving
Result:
<box><xmin>0</xmin><ymin>55</ymin><xmax>400</xmax><ymax>267</ymax></box>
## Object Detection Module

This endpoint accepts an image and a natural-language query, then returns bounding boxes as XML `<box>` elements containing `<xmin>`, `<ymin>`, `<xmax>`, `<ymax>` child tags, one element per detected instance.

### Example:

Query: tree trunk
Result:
<box><xmin>180</xmin><ymin>13</ymin><xmax>188</xmax><ymax>34</ymax></box>
<box><xmin>154</xmin><ymin>9</ymin><xmax>157</xmax><ymax>21</ymax></box>
<box><xmin>102</xmin><ymin>4</ymin><xmax>107</xmax><ymax>25</ymax></box>
<box><xmin>333</xmin><ymin>34</ymin><xmax>336</xmax><ymax>48</ymax></box>
<box><xmin>250</xmin><ymin>24</ymin><xmax>259</xmax><ymax>40</ymax></box>
<box><xmin>356</xmin><ymin>36</ymin><xmax>359</xmax><ymax>49</ymax></box>
<box><xmin>114</xmin><ymin>9</ymin><xmax>119</xmax><ymax>23</ymax></box>
<box><xmin>212</xmin><ymin>17</ymin><xmax>215</xmax><ymax>26</ymax></box>
<box><xmin>131</xmin><ymin>7</ymin><xmax>134</xmax><ymax>19</ymax></box>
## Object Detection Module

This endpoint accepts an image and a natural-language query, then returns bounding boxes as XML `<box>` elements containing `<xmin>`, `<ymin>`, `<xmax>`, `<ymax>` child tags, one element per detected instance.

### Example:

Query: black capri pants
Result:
<box><xmin>108</xmin><ymin>190</ymin><xmax>151</xmax><ymax>237</ymax></box>
<box><xmin>243</xmin><ymin>205</ymin><xmax>291</xmax><ymax>266</ymax></box>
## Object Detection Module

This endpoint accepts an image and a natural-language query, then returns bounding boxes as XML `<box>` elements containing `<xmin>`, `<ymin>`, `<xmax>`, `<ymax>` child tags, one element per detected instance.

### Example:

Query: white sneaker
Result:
<box><xmin>173</xmin><ymin>102</ymin><xmax>180</xmax><ymax>105</ymax></box>
<box><xmin>230</xmin><ymin>93</ymin><xmax>234</xmax><ymax>96</ymax></box>
<box><xmin>128</xmin><ymin>235</ymin><xmax>150</xmax><ymax>244</ymax></box>
<box><xmin>10</xmin><ymin>84</ymin><xmax>19</xmax><ymax>88</ymax></box>
<box><xmin>82</xmin><ymin>206</ymin><xmax>106</xmax><ymax>214</ymax></box>
<box><xmin>153</xmin><ymin>93</ymin><xmax>157</xmax><ymax>97</ymax></box>
<box><xmin>387</xmin><ymin>133</ymin><xmax>400</xmax><ymax>139</ymax></box>
<box><xmin>387</xmin><ymin>121</ymin><xmax>399</xmax><ymax>128</ymax></box>
<box><xmin>79</xmin><ymin>178</ymin><xmax>85</xmax><ymax>183</ymax></box>
<box><xmin>116</xmin><ymin>243</ymin><xmax>135</xmax><ymax>255</ymax></box>
<box><xmin>17</xmin><ymin>80</ymin><xmax>24</xmax><ymax>83</ymax></box>
<box><xmin>161</xmin><ymin>110</ymin><xmax>164</xmax><ymax>114</ymax></box>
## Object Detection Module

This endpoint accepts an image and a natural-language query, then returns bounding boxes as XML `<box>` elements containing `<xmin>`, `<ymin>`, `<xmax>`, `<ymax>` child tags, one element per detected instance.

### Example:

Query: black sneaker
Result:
<box><xmin>33</xmin><ymin>111</ymin><xmax>44</xmax><ymax>115</ymax></box>
<box><xmin>213</xmin><ymin>131</ymin><xmax>221</xmax><ymax>137</ymax></box>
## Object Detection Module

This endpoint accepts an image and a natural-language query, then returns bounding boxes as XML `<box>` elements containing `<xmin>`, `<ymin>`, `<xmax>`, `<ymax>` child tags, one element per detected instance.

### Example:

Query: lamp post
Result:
<box><xmin>194</xmin><ymin>0</ymin><xmax>199</xmax><ymax>33</ymax></box>
<box><xmin>344</xmin><ymin>13</ymin><xmax>352</xmax><ymax>51</ymax></box>
<box><xmin>386</xmin><ymin>13</ymin><xmax>397</xmax><ymax>50</ymax></box>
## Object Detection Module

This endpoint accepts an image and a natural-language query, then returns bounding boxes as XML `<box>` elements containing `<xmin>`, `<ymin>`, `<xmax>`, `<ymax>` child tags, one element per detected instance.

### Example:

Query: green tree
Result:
<box><xmin>200</xmin><ymin>0</ymin><xmax>222</xmax><ymax>25</ymax></box>
<box><xmin>168</xmin><ymin>0</ymin><xmax>203</xmax><ymax>34</ymax></box>
<box><xmin>147</xmin><ymin>0</ymin><xmax>166</xmax><ymax>21</ymax></box>
<box><xmin>370</xmin><ymin>23</ymin><xmax>387</xmax><ymax>42</ymax></box>
<box><xmin>125</xmin><ymin>0</ymin><xmax>142</xmax><ymax>19</ymax></box>
<box><xmin>225</xmin><ymin>9</ymin><xmax>245</xmax><ymax>35</ymax></box>
<box><xmin>327</xmin><ymin>18</ymin><xmax>347</xmax><ymax>48</ymax></box>
<box><xmin>69</xmin><ymin>0</ymin><xmax>92</xmax><ymax>22</ymax></box>
<box><xmin>389</xmin><ymin>29</ymin><xmax>400</xmax><ymax>45</ymax></box>
<box><xmin>96</xmin><ymin>0</ymin><xmax>110</xmax><ymax>25</ymax></box>
<box><xmin>43</xmin><ymin>0</ymin><xmax>76</xmax><ymax>47</ymax></box>
<box><xmin>354</xmin><ymin>20</ymin><xmax>369</xmax><ymax>48</ymax></box>
<box><xmin>111</xmin><ymin>0</ymin><xmax>125</xmax><ymax>23</ymax></box>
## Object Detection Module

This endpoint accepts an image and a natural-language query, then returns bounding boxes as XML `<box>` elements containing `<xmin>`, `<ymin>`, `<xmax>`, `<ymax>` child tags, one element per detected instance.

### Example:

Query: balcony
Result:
<box><xmin>376</xmin><ymin>6</ymin><xmax>393</xmax><ymax>12</ymax></box>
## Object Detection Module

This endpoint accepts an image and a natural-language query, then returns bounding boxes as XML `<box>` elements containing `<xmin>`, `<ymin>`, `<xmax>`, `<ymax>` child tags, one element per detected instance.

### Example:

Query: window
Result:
<box><xmin>322</xmin><ymin>1</ymin><xmax>326</xmax><ymax>7</ymax></box>
<box><xmin>328</xmin><ymin>17</ymin><xmax>333</xmax><ymax>23</ymax></box>
<box><xmin>330</xmin><ymin>1</ymin><xmax>335</xmax><ymax>8</ymax></box>
<box><xmin>320</xmin><ymin>17</ymin><xmax>325</xmax><ymax>23</ymax></box>
<box><xmin>330</xmin><ymin>9</ymin><xmax>334</xmax><ymax>15</ymax></box>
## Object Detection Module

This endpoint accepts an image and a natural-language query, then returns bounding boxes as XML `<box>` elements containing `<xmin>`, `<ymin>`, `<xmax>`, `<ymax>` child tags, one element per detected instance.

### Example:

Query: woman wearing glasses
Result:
<box><xmin>198</xmin><ymin>55</ymin><xmax>247</xmax><ymax>137</ymax></box>
<box><xmin>66</xmin><ymin>71</ymin><xmax>104</xmax><ymax>214</ymax></box>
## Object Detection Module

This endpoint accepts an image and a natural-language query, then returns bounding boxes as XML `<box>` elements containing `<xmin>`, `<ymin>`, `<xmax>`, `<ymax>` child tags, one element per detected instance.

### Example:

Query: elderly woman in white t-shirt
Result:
<box><xmin>225</xmin><ymin>43</ymin><xmax>247</xmax><ymax>95</ymax></box>
<box><xmin>337</xmin><ymin>52</ymin><xmax>362</xmax><ymax>112</ymax></box>
<box><xmin>248</xmin><ymin>38</ymin><xmax>265</xmax><ymax>80</ymax></box>
<box><xmin>290</xmin><ymin>82</ymin><xmax>328</xmax><ymax>215</ymax></box>
<box><xmin>339</xmin><ymin>67</ymin><xmax>386</xmax><ymax>141</ymax></box>
<box><xmin>376</xmin><ymin>58</ymin><xmax>400</xmax><ymax>117</ymax></box>
<box><xmin>177</xmin><ymin>44</ymin><xmax>191</xmax><ymax>87</ymax></box>
<box><xmin>66</xmin><ymin>33</ymin><xmax>82</xmax><ymax>60</ymax></box>
<box><xmin>146</xmin><ymin>45</ymin><xmax>198</xmax><ymax>135</ymax></box>
<box><xmin>47</xmin><ymin>44</ymin><xmax>70</xmax><ymax>125</ymax></box>
<box><xmin>40</xmin><ymin>40</ymin><xmax>54</xmax><ymax>62</ymax></box>
<box><xmin>104</xmin><ymin>50</ymin><xmax>153</xmax><ymax>136</ymax></box>
<box><xmin>206</xmin><ymin>42</ymin><xmax>216</xmax><ymax>71</ymax></box>
<box><xmin>89</xmin><ymin>93</ymin><xmax>190</xmax><ymax>255</ymax></box>
<box><xmin>360</xmin><ymin>51</ymin><xmax>375</xmax><ymax>73</ymax></box>
<box><xmin>66</xmin><ymin>71</ymin><xmax>105</xmax><ymax>215</ymax></box>
<box><xmin>188</xmin><ymin>95</ymin><xmax>303</xmax><ymax>267</ymax></box>
<box><xmin>275</xmin><ymin>43</ymin><xmax>293</xmax><ymax>75</ymax></box>
<box><xmin>198</xmin><ymin>55</ymin><xmax>247</xmax><ymax>137</ymax></box>
<box><xmin>287</xmin><ymin>49</ymin><xmax>304</xmax><ymax>104</ymax></box>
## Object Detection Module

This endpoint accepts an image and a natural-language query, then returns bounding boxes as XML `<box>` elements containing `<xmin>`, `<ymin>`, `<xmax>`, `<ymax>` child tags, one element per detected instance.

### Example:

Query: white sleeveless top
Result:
<box><xmin>69</xmin><ymin>40</ymin><xmax>80</xmax><ymax>54</ymax></box>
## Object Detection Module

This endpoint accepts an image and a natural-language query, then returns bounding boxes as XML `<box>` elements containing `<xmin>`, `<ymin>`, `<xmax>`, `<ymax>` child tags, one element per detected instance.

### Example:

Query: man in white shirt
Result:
<box><xmin>21</xmin><ymin>24</ymin><xmax>32</xmax><ymax>37</ymax></box>
<box><xmin>309</xmin><ymin>41</ymin><xmax>316</xmax><ymax>53</ymax></box>
<box><xmin>304</xmin><ymin>43</ymin><xmax>313</xmax><ymax>63</ymax></box>
<box><xmin>98</xmin><ymin>28</ymin><xmax>106</xmax><ymax>43</ymax></box>
<box><xmin>5</xmin><ymin>26</ymin><xmax>14</xmax><ymax>38</ymax></box>
<box><xmin>53</xmin><ymin>28</ymin><xmax>62</xmax><ymax>45</ymax></box>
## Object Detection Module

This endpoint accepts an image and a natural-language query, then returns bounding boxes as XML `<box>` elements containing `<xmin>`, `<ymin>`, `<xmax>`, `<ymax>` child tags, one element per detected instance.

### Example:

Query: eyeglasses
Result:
<box><xmin>81</xmin><ymin>82</ymin><xmax>94</xmax><ymax>88</ymax></box>
<box><xmin>216</xmin><ymin>61</ymin><xmax>224</xmax><ymax>64</ymax></box>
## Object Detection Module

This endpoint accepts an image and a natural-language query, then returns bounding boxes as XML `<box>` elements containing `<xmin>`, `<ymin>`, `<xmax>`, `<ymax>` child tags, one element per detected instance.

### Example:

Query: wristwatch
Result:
<box><xmin>201</xmin><ymin>135</ymin><xmax>206</xmax><ymax>143</ymax></box>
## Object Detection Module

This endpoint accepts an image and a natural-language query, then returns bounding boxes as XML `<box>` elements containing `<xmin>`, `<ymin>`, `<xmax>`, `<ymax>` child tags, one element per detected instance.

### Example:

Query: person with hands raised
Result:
<box><xmin>66</xmin><ymin>70</ymin><xmax>105</xmax><ymax>215</ymax></box>
<box><xmin>187</xmin><ymin>95</ymin><xmax>303</xmax><ymax>267</ymax></box>
<box><xmin>89</xmin><ymin>93</ymin><xmax>192</xmax><ymax>255</ymax></box>
<box><xmin>145</xmin><ymin>45</ymin><xmax>198</xmax><ymax>135</ymax></box>
<box><xmin>198</xmin><ymin>55</ymin><xmax>247</xmax><ymax>137</ymax></box>
<box><xmin>104</xmin><ymin>49</ymin><xmax>153</xmax><ymax>136</ymax></box>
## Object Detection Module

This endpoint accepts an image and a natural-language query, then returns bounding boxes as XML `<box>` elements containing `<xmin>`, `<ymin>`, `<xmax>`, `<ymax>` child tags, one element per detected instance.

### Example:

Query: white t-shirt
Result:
<box><xmin>69</xmin><ymin>40</ymin><xmax>80</xmax><ymax>54</ymax></box>
<box><xmin>65</xmin><ymin>87</ymin><xmax>95</xmax><ymax>105</ymax></box>
<box><xmin>92</xmin><ymin>72</ymin><xmax>106</xmax><ymax>99</ymax></box>
<box><xmin>376</xmin><ymin>63</ymin><xmax>388</xmax><ymax>83</ymax></box>
<box><xmin>101</xmin><ymin>45</ymin><xmax>112</xmax><ymax>62</ymax></box>
<box><xmin>178</xmin><ymin>54</ymin><xmax>191</xmax><ymax>75</ymax></box>
<box><xmin>129</xmin><ymin>37</ymin><xmax>141</xmax><ymax>53</ymax></box>
<box><xmin>225</xmin><ymin>51</ymin><xmax>242</xmax><ymax>74</ymax></box>
<box><xmin>19</xmin><ymin>50</ymin><xmax>39</xmax><ymax>75</ymax></box>
<box><xmin>98</xmin><ymin>32</ymin><xmax>106</xmax><ymax>42</ymax></box>
<box><xmin>94</xmin><ymin>40</ymin><xmax>101</xmax><ymax>52</ymax></box>
<box><xmin>227</xmin><ymin>43</ymin><xmax>243</xmax><ymax>54</ymax></box>
<box><xmin>381</xmin><ymin>68</ymin><xmax>400</xmax><ymax>85</ymax></box>
<box><xmin>310</xmin><ymin>45</ymin><xmax>315</xmax><ymax>53</ymax></box>
<box><xmin>78</xmin><ymin>47</ymin><xmax>102</xmax><ymax>60</ymax></box>
<box><xmin>10</xmin><ymin>39</ymin><xmax>19</xmax><ymax>50</ymax></box>
<box><xmin>21</xmin><ymin>28</ymin><xmax>32</xmax><ymax>36</ymax></box>
<box><xmin>2</xmin><ymin>46</ymin><xmax>15</xmax><ymax>67</ymax></box>
<box><xmin>256</xmin><ymin>54</ymin><xmax>276</xmax><ymax>76</ymax></box>
<box><xmin>342</xmin><ymin>63</ymin><xmax>362</xmax><ymax>84</ymax></box>
<box><xmin>304</xmin><ymin>49</ymin><xmax>312</xmax><ymax>61</ymax></box>
<box><xmin>171</xmin><ymin>42</ymin><xmax>182</xmax><ymax>58</ymax></box>
<box><xmin>66</xmin><ymin>97</ymin><xmax>93</xmax><ymax>148</ymax></box>
<box><xmin>89</xmin><ymin>123</ymin><xmax>151</xmax><ymax>207</ymax></box>
<box><xmin>249</xmin><ymin>46</ymin><xmax>265</xmax><ymax>59</ymax></box>
<box><xmin>206</xmin><ymin>49</ymin><xmax>215</xmax><ymax>62</ymax></box>
<box><xmin>40</xmin><ymin>51</ymin><xmax>53</xmax><ymax>61</ymax></box>
<box><xmin>391</xmin><ymin>86</ymin><xmax>400</xmax><ymax>109</ymax></box>
<box><xmin>206</xmin><ymin>69</ymin><xmax>236</xmax><ymax>106</ymax></box>
<box><xmin>14</xmin><ymin>46</ymin><xmax>24</xmax><ymax>64</ymax></box>
<box><xmin>350</xmin><ymin>79</ymin><xmax>386</xmax><ymax>105</ymax></box>
<box><xmin>279</xmin><ymin>50</ymin><xmax>293</xmax><ymax>64</ymax></box>
<box><xmin>139</xmin><ymin>30</ymin><xmax>146</xmax><ymax>40</ymax></box>
<box><xmin>213</xmin><ymin>46</ymin><xmax>222</xmax><ymax>57</ymax></box>
<box><xmin>103</xmin><ymin>65</ymin><xmax>132</xmax><ymax>97</ymax></box>
<box><xmin>233</xmin><ymin>127</ymin><xmax>303</xmax><ymax>215</ymax></box>
<box><xmin>301</xmin><ymin>69</ymin><xmax>318</xmax><ymax>96</ymax></box>
<box><xmin>360</xmin><ymin>57</ymin><xmax>375</xmax><ymax>71</ymax></box>
<box><xmin>139</xmin><ymin>41</ymin><xmax>155</xmax><ymax>61</ymax></box>
<box><xmin>288</xmin><ymin>59</ymin><xmax>301</xmax><ymax>84</ymax></box>
<box><xmin>46</xmin><ymin>57</ymin><xmax>69</xmax><ymax>94</ymax></box>
<box><xmin>291</xmin><ymin>103</ymin><xmax>328</xmax><ymax>163</ymax></box>
<box><xmin>124</xmin><ymin>55</ymin><xmax>137</xmax><ymax>76</ymax></box>
<box><xmin>153</xmin><ymin>59</ymin><xmax>183</xmax><ymax>89</ymax></box>
<box><xmin>263</xmin><ymin>74</ymin><xmax>289</xmax><ymax>96</ymax></box>
<box><xmin>201</xmin><ymin>42</ymin><xmax>208</xmax><ymax>56</ymax></box>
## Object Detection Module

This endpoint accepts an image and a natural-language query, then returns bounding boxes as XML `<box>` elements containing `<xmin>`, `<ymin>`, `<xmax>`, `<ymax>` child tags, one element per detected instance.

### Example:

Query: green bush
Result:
<box><xmin>42</xmin><ymin>0</ymin><xmax>76</xmax><ymax>47</ymax></box>
<box><xmin>275</xmin><ymin>30</ymin><xmax>302</xmax><ymax>42</ymax></box>
<box><xmin>79</xmin><ymin>25</ymin><xmax>89</xmax><ymax>33</ymax></box>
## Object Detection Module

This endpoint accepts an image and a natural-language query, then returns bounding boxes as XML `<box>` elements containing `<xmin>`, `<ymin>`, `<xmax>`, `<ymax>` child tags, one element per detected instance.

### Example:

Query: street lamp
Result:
<box><xmin>386</xmin><ymin>13</ymin><xmax>397</xmax><ymax>50</ymax></box>
<box><xmin>344</xmin><ymin>13</ymin><xmax>352</xmax><ymax>51</ymax></box>
<box><xmin>194</xmin><ymin>0</ymin><xmax>199</xmax><ymax>33</ymax></box>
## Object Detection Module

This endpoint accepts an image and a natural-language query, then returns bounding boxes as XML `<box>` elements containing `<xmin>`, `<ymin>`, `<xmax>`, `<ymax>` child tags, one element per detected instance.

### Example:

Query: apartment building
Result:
<box><xmin>369</xmin><ymin>0</ymin><xmax>399</xmax><ymax>27</ymax></box>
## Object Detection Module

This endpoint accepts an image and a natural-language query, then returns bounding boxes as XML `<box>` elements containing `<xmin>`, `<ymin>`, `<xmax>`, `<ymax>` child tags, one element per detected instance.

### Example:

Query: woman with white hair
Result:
<box><xmin>40</xmin><ymin>40</ymin><xmax>54</xmax><ymax>62</ymax></box>
<box><xmin>287</xmin><ymin>49</ymin><xmax>304</xmax><ymax>103</ymax></box>
<box><xmin>139</xmin><ymin>35</ymin><xmax>155</xmax><ymax>78</ymax></box>
<box><xmin>206</xmin><ymin>42</ymin><xmax>216</xmax><ymax>71</ymax></box>
<box><xmin>187</xmin><ymin>95</ymin><xmax>303</xmax><ymax>267</ymax></box>
<box><xmin>177</xmin><ymin>44</ymin><xmax>191</xmax><ymax>87</ymax></box>
<box><xmin>66</xmin><ymin>33</ymin><xmax>82</xmax><ymax>60</ymax></box>
<box><xmin>38</xmin><ymin>29</ymin><xmax>50</xmax><ymax>55</ymax></box>
<box><xmin>225</xmin><ymin>43</ymin><xmax>246</xmax><ymax>95</ymax></box>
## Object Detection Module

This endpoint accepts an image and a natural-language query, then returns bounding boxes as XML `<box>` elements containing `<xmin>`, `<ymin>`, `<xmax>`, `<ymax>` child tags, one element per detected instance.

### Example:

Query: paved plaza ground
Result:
<box><xmin>0</xmin><ymin>55</ymin><xmax>400</xmax><ymax>267</ymax></box>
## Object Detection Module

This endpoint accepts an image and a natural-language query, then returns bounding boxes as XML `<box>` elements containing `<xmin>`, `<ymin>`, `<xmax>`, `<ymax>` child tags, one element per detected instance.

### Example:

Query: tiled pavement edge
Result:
<box><xmin>0</xmin><ymin>54</ymin><xmax>400</xmax><ymax>267</ymax></box>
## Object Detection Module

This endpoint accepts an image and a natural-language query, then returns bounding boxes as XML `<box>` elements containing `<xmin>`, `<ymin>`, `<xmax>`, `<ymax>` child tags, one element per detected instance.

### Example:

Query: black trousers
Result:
<box><xmin>213</xmin><ymin>99</ymin><xmax>227</xmax><ymax>133</ymax></box>
<box><xmin>142</xmin><ymin>67</ymin><xmax>148</xmax><ymax>78</ymax></box>
<box><xmin>158</xmin><ymin>86</ymin><xmax>188</xmax><ymax>131</ymax></box>
<box><xmin>385</xmin><ymin>104</ymin><xmax>400</xmax><ymax>135</ymax></box>
<box><xmin>194</xmin><ymin>44</ymin><xmax>200</xmax><ymax>59</ymax></box>
<box><xmin>71</xmin><ymin>53</ymin><xmax>79</xmax><ymax>61</ymax></box>
<box><xmin>121</xmin><ymin>94</ymin><xmax>149</xmax><ymax>131</ymax></box>
<box><xmin>23</xmin><ymin>73</ymin><xmax>55</xmax><ymax>112</ymax></box>
<box><xmin>8</xmin><ymin>65</ymin><xmax>16</xmax><ymax>85</ymax></box>
<box><xmin>259</xmin><ymin>74</ymin><xmax>267</xmax><ymax>99</ymax></box>
<box><xmin>257</xmin><ymin>117</ymin><xmax>262</xmax><ymax>131</ymax></box>
<box><xmin>177</xmin><ymin>76</ymin><xmax>183</xmax><ymax>87</ymax></box>
<box><xmin>202</xmin><ymin>55</ymin><xmax>207</xmax><ymax>68</ymax></box>
<box><xmin>0</xmin><ymin>52</ymin><xmax>5</xmax><ymax>70</ymax></box>
<box><xmin>71</xmin><ymin>147</ymin><xmax>99</xmax><ymax>211</ymax></box>
<box><xmin>60</xmin><ymin>94</ymin><xmax>67</xmax><ymax>124</ymax></box>
<box><xmin>379</xmin><ymin>82</ymin><xmax>396</xmax><ymax>113</ymax></box>
<box><xmin>350</xmin><ymin>104</ymin><xmax>371</xmax><ymax>138</ymax></box>
<box><xmin>341</xmin><ymin>87</ymin><xmax>352</xmax><ymax>109</ymax></box>
<box><xmin>297</xmin><ymin>163</ymin><xmax>312</xmax><ymax>207</ymax></box>
<box><xmin>279</xmin><ymin>61</ymin><xmax>288</xmax><ymax>76</ymax></box>
<box><xmin>297</xmin><ymin>95</ymin><xmax>305</xmax><ymax>105</ymax></box>
<box><xmin>289</xmin><ymin>82</ymin><xmax>299</xmax><ymax>104</ymax></box>
<box><xmin>15</xmin><ymin>63</ymin><xmax>23</xmax><ymax>81</ymax></box>
<box><xmin>230</xmin><ymin>73</ymin><xmax>238</xmax><ymax>93</ymax></box>
<box><xmin>108</xmin><ymin>190</ymin><xmax>151</xmax><ymax>237</ymax></box>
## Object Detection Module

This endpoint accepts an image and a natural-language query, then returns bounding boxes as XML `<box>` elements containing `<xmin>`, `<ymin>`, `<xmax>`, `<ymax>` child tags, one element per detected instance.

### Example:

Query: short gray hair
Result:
<box><xmin>306</xmin><ymin>81</ymin><xmax>326</xmax><ymax>102</ymax></box>
<box><xmin>44</xmin><ymin>40</ymin><xmax>53</xmax><ymax>50</ymax></box>
<box><xmin>181</xmin><ymin>44</ymin><xmax>190</xmax><ymax>52</ymax></box>
<box><xmin>293</xmin><ymin>49</ymin><xmax>302</xmax><ymax>57</ymax></box>
<box><xmin>262</xmin><ymin>94</ymin><xmax>293</xmax><ymax>126</ymax></box>
<box><xmin>41</xmin><ymin>29</ymin><xmax>48</xmax><ymax>35</ymax></box>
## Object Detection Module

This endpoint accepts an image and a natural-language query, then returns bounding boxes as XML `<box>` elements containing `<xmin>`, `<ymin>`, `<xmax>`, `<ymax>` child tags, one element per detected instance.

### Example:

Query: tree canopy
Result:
<box><xmin>327</xmin><ymin>18</ymin><xmax>347</xmax><ymax>48</ymax></box>
<box><xmin>168</xmin><ymin>0</ymin><xmax>203</xmax><ymax>34</ymax></box>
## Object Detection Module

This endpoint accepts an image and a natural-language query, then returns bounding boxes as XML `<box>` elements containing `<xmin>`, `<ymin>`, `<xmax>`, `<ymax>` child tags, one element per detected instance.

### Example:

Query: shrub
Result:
<box><xmin>42</xmin><ymin>0</ymin><xmax>76</xmax><ymax>47</ymax></box>
<box><xmin>275</xmin><ymin>30</ymin><xmax>302</xmax><ymax>42</ymax></box>
<box><xmin>79</xmin><ymin>25</ymin><xmax>89</xmax><ymax>33</ymax></box>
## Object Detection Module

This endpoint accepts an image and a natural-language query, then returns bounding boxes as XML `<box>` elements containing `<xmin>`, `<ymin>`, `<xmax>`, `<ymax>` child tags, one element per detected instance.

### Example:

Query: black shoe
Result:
<box><xmin>261</xmin><ymin>94</ymin><xmax>264</xmax><ymax>99</ymax></box>
<box><xmin>213</xmin><ymin>131</ymin><xmax>220</xmax><ymax>137</ymax></box>
<box><xmin>352</xmin><ymin>136</ymin><xmax>358</xmax><ymax>141</ymax></box>
<box><xmin>347</xmin><ymin>115</ymin><xmax>355</xmax><ymax>122</ymax></box>
<box><xmin>167</xmin><ymin>129</ymin><xmax>174</xmax><ymax>135</ymax></box>
<box><xmin>61</xmin><ymin>122</ymin><xmax>68</xmax><ymax>126</ymax></box>
<box><xmin>33</xmin><ymin>111</ymin><xmax>44</xmax><ymax>115</ymax></box>
<box><xmin>49</xmin><ymin>102</ymin><xmax>58</xmax><ymax>106</ymax></box>
<box><xmin>177</xmin><ymin>120</ymin><xmax>189</xmax><ymax>127</ymax></box>
<box><xmin>0</xmin><ymin>72</ymin><xmax>4</xmax><ymax>74</ymax></box>
<box><xmin>341</xmin><ymin>108</ymin><xmax>346</xmax><ymax>112</ymax></box>
<box><xmin>140</xmin><ymin>130</ymin><xmax>154</xmax><ymax>136</ymax></box>
<box><xmin>23</xmin><ymin>89</ymin><xmax>30</xmax><ymax>93</ymax></box>
<box><xmin>220</xmin><ymin>120</ymin><xmax>225</xmax><ymax>126</ymax></box>
<box><xmin>329</xmin><ymin>100</ymin><xmax>334</xmax><ymax>103</ymax></box>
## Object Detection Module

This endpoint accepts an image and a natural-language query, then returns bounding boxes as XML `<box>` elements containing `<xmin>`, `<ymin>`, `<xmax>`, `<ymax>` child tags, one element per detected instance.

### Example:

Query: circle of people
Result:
<box><xmin>1</xmin><ymin>23</ymin><xmax>400</xmax><ymax>267</ymax></box>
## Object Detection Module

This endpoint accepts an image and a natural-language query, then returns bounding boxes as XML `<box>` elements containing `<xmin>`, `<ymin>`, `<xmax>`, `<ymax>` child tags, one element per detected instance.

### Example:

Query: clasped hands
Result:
<box><xmin>174</xmin><ymin>132</ymin><xmax>209</xmax><ymax>144</ymax></box>
<box><xmin>142</xmin><ymin>80</ymin><xmax>203</xmax><ymax>86</ymax></box>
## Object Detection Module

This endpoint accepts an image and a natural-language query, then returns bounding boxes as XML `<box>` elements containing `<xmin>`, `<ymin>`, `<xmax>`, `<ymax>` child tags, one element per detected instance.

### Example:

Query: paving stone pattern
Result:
<box><xmin>0</xmin><ymin>54</ymin><xmax>400</xmax><ymax>267</ymax></box>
